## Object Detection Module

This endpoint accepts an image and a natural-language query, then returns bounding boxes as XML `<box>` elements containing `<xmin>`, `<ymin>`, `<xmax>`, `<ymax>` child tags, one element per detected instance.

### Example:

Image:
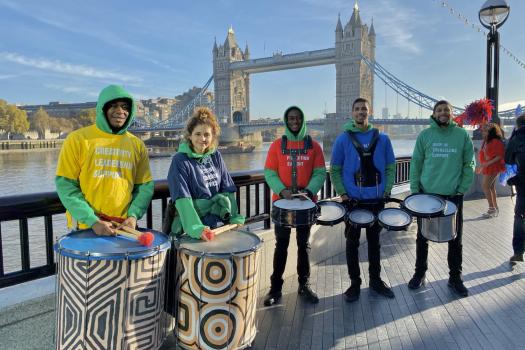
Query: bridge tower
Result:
<box><xmin>213</xmin><ymin>27</ymin><xmax>250</xmax><ymax>123</ymax></box>
<box><xmin>335</xmin><ymin>1</ymin><xmax>375</xmax><ymax>116</ymax></box>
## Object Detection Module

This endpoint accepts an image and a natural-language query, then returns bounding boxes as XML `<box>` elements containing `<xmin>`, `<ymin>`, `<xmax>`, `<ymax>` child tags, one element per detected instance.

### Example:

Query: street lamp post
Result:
<box><xmin>479</xmin><ymin>0</ymin><xmax>510</xmax><ymax>125</ymax></box>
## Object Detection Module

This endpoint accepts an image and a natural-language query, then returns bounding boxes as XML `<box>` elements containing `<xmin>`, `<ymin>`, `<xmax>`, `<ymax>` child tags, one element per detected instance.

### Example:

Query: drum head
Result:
<box><xmin>54</xmin><ymin>229</ymin><xmax>170</xmax><ymax>260</ymax></box>
<box><xmin>403</xmin><ymin>194</ymin><xmax>446</xmax><ymax>218</ymax></box>
<box><xmin>347</xmin><ymin>209</ymin><xmax>375</xmax><ymax>225</ymax></box>
<box><xmin>378</xmin><ymin>208</ymin><xmax>412</xmax><ymax>231</ymax></box>
<box><xmin>444</xmin><ymin>200</ymin><xmax>457</xmax><ymax>216</ymax></box>
<box><xmin>316</xmin><ymin>201</ymin><xmax>346</xmax><ymax>226</ymax></box>
<box><xmin>175</xmin><ymin>229</ymin><xmax>262</xmax><ymax>257</ymax></box>
<box><xmin>273</xmin><ymin>198</ymin><xmax>316</xmax><ymax>210</ymax></box>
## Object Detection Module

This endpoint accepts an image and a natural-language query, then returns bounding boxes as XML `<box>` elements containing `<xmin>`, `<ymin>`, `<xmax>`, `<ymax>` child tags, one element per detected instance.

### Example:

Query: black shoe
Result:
<box><xmin>408</xmin><ymin>274</ymin><xmax>426</xmax><ymax>290</ymax></box>
<box><xmin>370</xmin><ymin>279</ymin><xmax>395</xmax><ymax>298</ymax></box>
<box><xmin>447</xmin><ymin>279</ymin><xmax>468</xmax><ymax>297</ymax></box>
<box><xmin>298</xmin><ymin>284</ymin><xmax>319</xmax><ymax>304</ymax></box>
<box><xmin>510</xmin><ymin>253</ymin><xmax>524</xmax><ymax>262</ymax></box>
<box><xmin>343</xmin><ymin>284</ymin><xmax>360</xmax><ymax>303</ymax></box>
<box><xmin>263</xmin><ymin>291</ymin><xmax>282</xmax><ymax>306</ymax></box>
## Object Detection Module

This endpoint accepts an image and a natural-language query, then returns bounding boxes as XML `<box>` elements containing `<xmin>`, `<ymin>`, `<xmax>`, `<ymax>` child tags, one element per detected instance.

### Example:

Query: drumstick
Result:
<box><xmin>211</xmin><ymin>224</ymin><xmax>239</xmax><ymax>236</ymax></box>
<box><xmin>111</xmin><ymin>221</ymin><xmax>155</xmax><ymax>246</ymax></box>
<box><xmin>291</xmin><ymin>193</ymin><xmax>310</xmax><ymax>200</ymax></box>
<box><xmin>110</xmin><ymin>221</ymin><xmax>142</xmax><ymax>236</ymax></box>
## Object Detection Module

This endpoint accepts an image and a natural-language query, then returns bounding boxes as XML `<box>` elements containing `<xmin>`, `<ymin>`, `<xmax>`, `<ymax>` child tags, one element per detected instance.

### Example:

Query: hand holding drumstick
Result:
<box><xmin>201</xmin><ymin>224</ymin><xmax>240</xmax><ymax>241</ymax></box>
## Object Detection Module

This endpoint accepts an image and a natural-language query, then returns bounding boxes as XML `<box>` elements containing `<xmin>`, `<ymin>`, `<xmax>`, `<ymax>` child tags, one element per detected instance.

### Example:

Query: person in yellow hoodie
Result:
<box><xmin>55</xmin><ymin>85</ymin><xmax>154</xmax><ymax>235</ymax></box>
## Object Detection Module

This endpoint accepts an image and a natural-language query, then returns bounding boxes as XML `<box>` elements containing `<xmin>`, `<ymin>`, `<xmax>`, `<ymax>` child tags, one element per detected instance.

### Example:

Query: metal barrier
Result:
<box><xmin>0</xmin><ymin>157</ymin><xmax>411</xmax><ymax>288</ymax></box>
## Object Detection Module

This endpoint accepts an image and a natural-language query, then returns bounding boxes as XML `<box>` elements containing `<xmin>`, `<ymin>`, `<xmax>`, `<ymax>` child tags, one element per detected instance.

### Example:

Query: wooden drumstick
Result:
<box><xmin>211</xmin><ymin>224</ymin><xmax>240</xmax><ymax>236</ymax></box>
<box><xmin>291</xmin><ymin>193</ymin><xmax>310</xmax><ymax>200</ymax></box>
<box><xmin>110</xmin><ymin>221</ymin><xmax>142</xmax><ymax>236</ymax></box>
<box><xmin>111</xmin><ymin>221</ymin><xmax>155</xmax><ymax>246</ymax></box>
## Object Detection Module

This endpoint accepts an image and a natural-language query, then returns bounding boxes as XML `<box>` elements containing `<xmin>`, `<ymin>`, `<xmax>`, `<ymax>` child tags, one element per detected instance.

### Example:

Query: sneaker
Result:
<box><xmin>510</xmin><ymin>253</ymin><xmax>524</xmax><ymax>262</ymax></box>
<box><xmin>298</xmin><ymin>284</ymin><xmax>319</xmax><ymax>304</ymax></box>
<box><xmin>343</xmin><ymin>284</ymin><xmax>360</xmax><ymax>303</ymax></box>
<box><xmin>408</xmin><ymin>274</ymin><xmax>426</xmax><ymax>290</ymax></box>
<box><xmin>263</xmin><ymin>291</ymin><xmax>282</xmax><ymax>307</ymax></box>
<box><xmin>447</xmin><ymin>279</ymin><xmax>468</xmax><ymax>297</ymax></box>
<box><xmin>481</xmin><ymin>208</ymin><xmax>497</xmax><ymax>218</ymax></box>
<box><xmin>370</xmin><ymin>279</ymin><xmax>395</xmax><ymax>298</ymax></box>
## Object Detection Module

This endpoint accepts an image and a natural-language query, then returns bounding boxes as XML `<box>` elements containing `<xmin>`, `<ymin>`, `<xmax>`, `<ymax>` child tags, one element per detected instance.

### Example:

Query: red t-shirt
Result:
<box><xmin>479</xmin><ymin>139</ymin><xmax>505</xmax><ymax>175</ymax></box>
<box><xmin>265</xmin><ymin>138</ymin><xmax>325</xmax><ymax>201</ymax></box>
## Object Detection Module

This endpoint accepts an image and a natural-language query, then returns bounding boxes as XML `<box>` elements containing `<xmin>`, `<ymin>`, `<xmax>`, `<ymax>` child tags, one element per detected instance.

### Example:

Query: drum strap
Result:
<box><xmin>346</xmin><ymin>129</ymin><xmax>381</xmax><ymax>187</ymax></box>
<box><xmin>281</xmin><ymin>135</ymin><xmax>312</xmax><ymax>193</ymax></box>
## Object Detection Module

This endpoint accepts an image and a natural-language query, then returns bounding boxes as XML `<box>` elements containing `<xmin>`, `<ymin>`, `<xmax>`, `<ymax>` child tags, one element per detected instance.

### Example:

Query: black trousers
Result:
<box><xmin>414</xmin><ymin>194</ymin><xmax>464</xmax><ymax>281</ymax></box>
<box><xmin>344</xmin><ymin>202</ymin><xmax>385</xmax><ymax>285</ymax></box>
<box><xmin>512</xmin><ymin>193</ymin><xmax>525</xmax><ymax>255</ymax></box>
<box><xmin>269</xmin><ymin>224</ymin><xmax>311</xmax><ymax>293</ymax></box>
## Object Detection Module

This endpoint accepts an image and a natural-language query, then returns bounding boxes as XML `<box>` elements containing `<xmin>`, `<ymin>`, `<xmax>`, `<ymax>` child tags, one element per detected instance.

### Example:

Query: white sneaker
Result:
<box><xmin>482</xmin><ymin>208</ymin><xmax>497</xmax><ymax>218</ymax></box>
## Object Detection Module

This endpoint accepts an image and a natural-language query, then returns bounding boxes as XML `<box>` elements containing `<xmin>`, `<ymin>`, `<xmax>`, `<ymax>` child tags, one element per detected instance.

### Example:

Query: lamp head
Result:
<box><xmin>479</xmin><ymin>0</ymin><xmax>510</xmax><ymax>29</ymax></box>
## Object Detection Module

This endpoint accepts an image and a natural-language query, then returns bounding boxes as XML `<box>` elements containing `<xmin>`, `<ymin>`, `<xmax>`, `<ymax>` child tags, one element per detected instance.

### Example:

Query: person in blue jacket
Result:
<box><xmin>330</xmin><ymin>97</ymin><xmax>396</xmax><ymax>302</ymax></box>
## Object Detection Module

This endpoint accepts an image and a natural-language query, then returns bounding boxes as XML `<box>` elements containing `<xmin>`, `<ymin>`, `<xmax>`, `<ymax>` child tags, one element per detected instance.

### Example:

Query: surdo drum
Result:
<box><xmin>271</xmin><ymin>198</ymin><xmax>318</xmax><ymax>227</ymax></box>
<box><xmin>54</xmin><ymin>229</ymin><xmax>170</xmax><ymax>350</ymax></box>
<box><xmin>173</xmin><ymin>229</ymin><xmax>262</xmax><ymax>350</ymax></box>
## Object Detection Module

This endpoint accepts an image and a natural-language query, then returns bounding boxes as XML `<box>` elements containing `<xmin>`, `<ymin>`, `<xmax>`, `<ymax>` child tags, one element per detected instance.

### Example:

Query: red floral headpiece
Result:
<box><xmin>454</xmin><ymin>98</ymin><xmax>493</xmax><ymax>127</ymax></box>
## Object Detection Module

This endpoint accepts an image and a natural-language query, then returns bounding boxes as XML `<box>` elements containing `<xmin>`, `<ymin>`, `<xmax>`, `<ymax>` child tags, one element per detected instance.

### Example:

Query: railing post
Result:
<box><xmin>44</xmin><ymin>215</ymin><xmax>55</xmax><ymax>271</ymax></box>
<box><xmin>264</xmin><ymin>183</ymin><xmax>271</xmax><ymax>229</ymax></box>
<box><xmin>19</xmin><ymin>218</ymin><xmax>30</xmax><ymax>271</ymax></box>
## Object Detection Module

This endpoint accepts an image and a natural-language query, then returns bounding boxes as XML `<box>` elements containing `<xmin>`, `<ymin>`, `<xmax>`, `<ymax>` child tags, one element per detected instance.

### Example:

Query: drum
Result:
<box><xmin>402</xmin><ymin>193</ymin><xmax>446</xmax><ymax>218</ymax></box>
<box><xmin>420</xmin><ymin>200</ymin><xmax>458</xmax><ymax>242</ymax></box>
<box><xmin>316</xmin><ymin>200</ymin><xmax>346</xmax><ymax>226</ymax></box>
<box><xmin>271</xmin><ymin>198</ymin><xmax>318</xmax><ymax>227</ymax></box>
<box><xmin>173</xmin><ymin>229</ymin><xmax>262</xmax><ymax>350</ymax></box>
<box><xmin>378</xmin><ymin>208</ymin><xmax>412</xmax><ymax>231</ymax></box>
<box><xmin>54</xmin><ymin>229</ymin><xmax>170</xmax><ymax>350</ymax></box>
<box><xmin>346</xmin><ymin>208</ymin><xmax>376</xmax><ymax>228</ymax></box>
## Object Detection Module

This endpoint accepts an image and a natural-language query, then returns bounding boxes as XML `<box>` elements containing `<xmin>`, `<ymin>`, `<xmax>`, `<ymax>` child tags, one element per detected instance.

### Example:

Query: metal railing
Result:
<box><xmin>0</xmin><ymin>157</ymin><xmax>411</xmax><ymax>289</ymax></box>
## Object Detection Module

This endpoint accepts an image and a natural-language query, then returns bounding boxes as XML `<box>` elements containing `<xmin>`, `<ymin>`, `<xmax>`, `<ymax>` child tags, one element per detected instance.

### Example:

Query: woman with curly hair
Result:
<box><xmin>477</xmin><ymin>122</ymin><xmax>505</xmax><ymax>218</ymax></box>
<box><xmin>166</xmin><ymin>107</ymin><xmax>245</xmax><ymax>240</ymax></box>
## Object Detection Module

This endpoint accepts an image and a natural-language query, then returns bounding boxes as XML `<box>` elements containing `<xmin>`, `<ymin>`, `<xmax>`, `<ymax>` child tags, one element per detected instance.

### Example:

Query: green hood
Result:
<box><xmin>283</xmin><ymin>106</ymin><xmax>307</xmax><ymax>141</ymax></box>
<box><xmin>95</xmin><ymin>84</ymin><xmax>136</xmax><ymax>135</ymax></box>
<box><xmin>178</xmin><ymin>141</ymin><xmax>216</xmax><ymax>159</ymax></box>
<box><xmin>343</xmin><ymin>120</ymin><xmax>374</xmax><ymax>132</ymax></box>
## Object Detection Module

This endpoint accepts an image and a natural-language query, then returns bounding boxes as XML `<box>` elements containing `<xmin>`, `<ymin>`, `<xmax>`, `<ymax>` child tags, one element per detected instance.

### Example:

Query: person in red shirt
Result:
<box><xmin>477</xmin><ymin>122</ymin><xmax>505</xmax><ymax>218</ymax></box>
<box><xmin>263</xmin><ymin>106</ymin><xmax>326</xmax><ymax>306</ymax></box>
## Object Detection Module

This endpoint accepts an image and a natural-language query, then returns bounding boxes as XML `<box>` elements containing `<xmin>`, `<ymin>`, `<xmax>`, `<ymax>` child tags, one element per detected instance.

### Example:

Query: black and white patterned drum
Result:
<box><xmin>316</xmin><ymin>200</ymin><xmax>346</xmax><ymax>226</ymax></box>
<box><xmin>271</xmin><ymin>198</ymin><xmax>318</xmax><ymax>227</ymax></box>
<box><xmin>54</xmin><ymin>229</ymin><xmax>170</xmax><ymax>350</ymax></box>
<box><xmin>173</xmin><ymin>229</ymin><xmax>262</xmax><ymax>350</ymax></box>
<box><xmin>402</xmin><ymin>193</ymin><xmax>447</xmax><ymax>218</ymax></box>
<box><xmin>378</xmin><ymin>208</ymin><xmax>412</xmax><ymax>231</ymax></box>
<box><xmin>346</xmin><ymin>208</ymin><xmax>376</xmax><ymax>228</ymax></box>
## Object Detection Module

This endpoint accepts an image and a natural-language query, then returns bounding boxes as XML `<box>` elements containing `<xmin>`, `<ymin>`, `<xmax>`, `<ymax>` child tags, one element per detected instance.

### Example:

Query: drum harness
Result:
<box><xmin>346</xmin><ymin>129</ymin><xmax>381</xmax><ymax>199</ymax></box>
<box><xmin>281</xmin><ymin>135</ymin><xmax>313</xmax><ymax>195</ymax></box>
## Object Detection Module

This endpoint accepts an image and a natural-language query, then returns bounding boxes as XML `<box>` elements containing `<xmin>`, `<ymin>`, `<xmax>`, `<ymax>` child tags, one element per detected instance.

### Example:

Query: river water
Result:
<box><xmin>0</xmin><ymin>139</ymin><xmax>415</xmax><ymax>273</ymax></box>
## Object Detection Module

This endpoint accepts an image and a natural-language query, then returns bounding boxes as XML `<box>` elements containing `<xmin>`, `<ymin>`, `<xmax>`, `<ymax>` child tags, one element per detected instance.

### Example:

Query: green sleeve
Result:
<box><xmin>127</xmin><ymin>180</ymin><xmax>154</xmax><ymax>219</ymax></box>
<box><xmin>329</xmin><ymin>165</ymin><xmax>346</xmax><ymax>196</ymax></box>
<box><xmin>264</xmin><ymin>168</ymin><xmax>286</xmax><ymax>196</ymax></box>
<box><xmin>306</xmin><ymin>166</ymin><xmax>326</xmax><ymax>195</ymax></box>
<box><xmin>55</xmin><ymin>176</ymin><xmax>98</xmax><ymax>227</ymax></box>
<box><xmin>225</xmin><ymin>192</ymin><xmax>245</xmax><ymax>224</ymax></box>
<box><xmin>175</xmin><ymin>197</ymin><xmax>206</xmax><ymax>239</ymax></box>
<box><xmin>409</xmin><ymin>136</ymin><xmax>424</xmax><ymax>193</ymax></box>
<box><xmin>457</xmin><ymin>134</ymin><xmax>475</xmax><ymax>194</ymax></box>
<box><xmin>384</xmin><ymin>163</ymin><xmax>396</xmax><ymax>194</ymax></box>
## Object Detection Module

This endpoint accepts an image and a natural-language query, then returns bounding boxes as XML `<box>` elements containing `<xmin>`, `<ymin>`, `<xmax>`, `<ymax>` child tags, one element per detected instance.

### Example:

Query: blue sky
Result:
<box><xmin>0</xmin><ymin>0</ymin><xmax>523</xmax><ymax>119</ymax></box>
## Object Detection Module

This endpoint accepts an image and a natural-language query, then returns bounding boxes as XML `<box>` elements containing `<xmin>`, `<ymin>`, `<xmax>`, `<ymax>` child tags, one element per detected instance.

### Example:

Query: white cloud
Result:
<box><xmin>0</xmin><ymin>52</ymin><xmax>141</xmax><ymax>83</ymax></box>
<box><xmin>499</xmin><ymin>100</ymin><xmax>525</xmax><ymax>112</ymax></box>
<box><xmin>44</xmin><ymin>84</ymin><xmax>98</xmax><ymax>98</ymax></box>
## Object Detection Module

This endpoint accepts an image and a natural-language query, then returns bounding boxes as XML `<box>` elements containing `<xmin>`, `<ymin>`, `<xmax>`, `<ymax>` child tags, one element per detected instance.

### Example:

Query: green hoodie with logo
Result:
<box><xmin>55</xmin><ymin>85</ymin><xmax>154</xmax><ymax>229</ymax></box>
<box><xmin>410</xmin><ymin>117</ymin><xmax>475</xmax><ymax>195</ymax></box>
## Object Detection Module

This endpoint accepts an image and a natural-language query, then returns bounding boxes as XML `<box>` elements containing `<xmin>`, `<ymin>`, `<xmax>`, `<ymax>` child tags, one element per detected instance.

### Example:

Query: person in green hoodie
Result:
<box><xmin>330</xmin><ymin>97</ymin><xmax>396</xmax><ymax>303</ymax></box>
<box><xmin>55</xmin><ymin>84</ymin><xmax>154</xmax><ymax>235</ymax></box>
<box><xmin>262</xmin><ymin>106</ymin><xmax>326</xmax><ymax>306</ymax></box>
<box><xmin>166</xmin><ymin>107</ymin><xmax>245</xmax><ymax>240</ymax></box>
<box><xmin>407</xmin><ymin>100</ymin><xmax>475</xmax><ymax>297</ymax></box>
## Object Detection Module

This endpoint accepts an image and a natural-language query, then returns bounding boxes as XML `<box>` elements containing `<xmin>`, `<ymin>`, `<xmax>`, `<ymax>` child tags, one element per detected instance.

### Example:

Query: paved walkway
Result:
<box><xmin>245</xmin><ymin>196</ymin><xmax>524</xmax><ymax>350</ymax></box>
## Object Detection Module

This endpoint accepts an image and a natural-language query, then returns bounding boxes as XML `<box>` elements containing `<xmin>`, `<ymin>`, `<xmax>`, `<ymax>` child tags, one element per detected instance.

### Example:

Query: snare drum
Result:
<box><xmin>173</xmin><ymin>229</ymin><xmax>262</xmax><ymax>350</ymax></box>
<box><xmin>420</xmin><ymin>200</ymin><xmax>458</xmax><ymax>242</ymax></box>
<box><xmin>378</xmin><ymin>208</ymin><xmax>412</xmax><ymax>231</ymax></box>
<box><xmin>271</xmin><ymin>198</ymin><xmax>318</xmax><ymax>227</ymax></box>
<box><xmin>402</xmin><ymin>193</ymin><xmax>446</xmax><ymax>218</ymax></box>
<box><xmin>54</xmin><ymin>229</ymin><xmax>170</xmax><ymax>350</ymax></box>
<box><xmin>346</xmin><ymin>208</ymin><xmax>376</xmax><ymax>228</ymax></box>
<box><xmin>316</xmin><ymin>200</ymin><xmax>346</xmax><ymax>226</ymax></box>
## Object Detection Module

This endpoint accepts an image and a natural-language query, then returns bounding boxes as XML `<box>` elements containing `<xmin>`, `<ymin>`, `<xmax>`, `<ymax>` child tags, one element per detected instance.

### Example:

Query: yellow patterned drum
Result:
<box><xmin>173</xmin><ymin>229</ymin><xmax>262</xmax><ymax>350</ymax></box>
<box><xmin>54</xmin><ymin>229</ymin><xmax>170</xmax><ymax>350</ymax></box>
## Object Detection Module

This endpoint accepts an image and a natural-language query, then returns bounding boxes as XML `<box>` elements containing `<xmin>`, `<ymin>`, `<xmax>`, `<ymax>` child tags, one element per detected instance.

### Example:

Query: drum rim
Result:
<box><xmin>54</xmin><ymin>229</ymin><xmax>171</xmax><ymax>260</ymax></box>
<box><xmin>378</xmin><ymin>208</ymin><xmax>412</xmax><ymax>230</ymax></box>
<box><xmin>316</xmin><ymin>200</ymin><xmax>346</xmax><ymax>226</ymax></box>
<box><xmin>421</xmin><ymin>231</ymin><xmax>458</xmax><ymax>243</ymax></box>
<box><xmin>402</xmin><ymin>193</ymin><xmax>446</xmax><ymax>218</ymax></box>
<box><xmin>174</xmin><ymin>230</ymin><xmax>263</xmax><ymax>257</ymax></box>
